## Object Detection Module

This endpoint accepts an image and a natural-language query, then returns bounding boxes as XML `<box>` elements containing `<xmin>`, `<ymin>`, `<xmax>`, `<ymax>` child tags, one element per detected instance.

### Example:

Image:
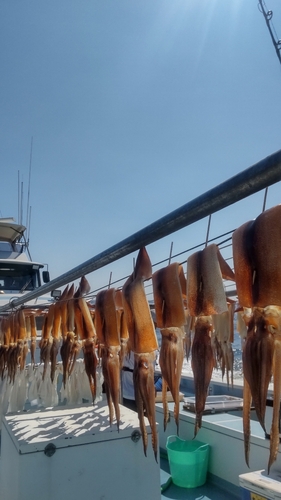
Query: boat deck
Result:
<box><xmin>156</xmin><ymin>398</ymin><xmax>281</xmax><ymax>500</ymax></box>
<box><xmin>2</xmin><ymin>397</ymin><xmax>281</xmax><ymax>500</ymax></box>
<box><xmin>160</xmin><ymin>453</ymin><xmax>240</xmax><ymax>499</ymax></box>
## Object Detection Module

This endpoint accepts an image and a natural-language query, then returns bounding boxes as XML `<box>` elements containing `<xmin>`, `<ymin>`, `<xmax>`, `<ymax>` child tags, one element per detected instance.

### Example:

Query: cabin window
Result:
<box><xmin>0</xmin><ymin>264</ymin><xmax>40</xmax><ymax>291</ymax></box>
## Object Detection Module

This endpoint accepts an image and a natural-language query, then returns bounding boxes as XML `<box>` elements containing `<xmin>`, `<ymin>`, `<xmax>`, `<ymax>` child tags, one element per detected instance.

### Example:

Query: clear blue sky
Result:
<box><xmin>1</xmin><ymin>0</ymin><xmax>281</xmax><ymax>295</ymax></box>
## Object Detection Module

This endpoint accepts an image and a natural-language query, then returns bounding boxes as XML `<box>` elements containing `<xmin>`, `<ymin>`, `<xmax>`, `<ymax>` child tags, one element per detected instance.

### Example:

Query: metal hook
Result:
<box><xmin>168</xmin><ymin>242</ymin><xmax>173</xmax><ymax>265</ymax></box>
<box><xmin>108</xmin><ymin>271</ymin><xmax>112</xmax><ymax>289</ymax></box>
<box><xmin>262</xmin><ymin>187</ymin><xmax>268</xmax><ymax>212</ymax></box>
<box><xmin>205</xmin><ymin>214</ymin><xmax>212</xmax><ymax>247</ymax></box>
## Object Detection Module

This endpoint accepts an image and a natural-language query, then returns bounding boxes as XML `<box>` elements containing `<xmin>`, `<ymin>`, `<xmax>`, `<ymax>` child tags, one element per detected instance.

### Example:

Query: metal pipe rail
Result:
<box><xmin>1</xmin><ymin>149</ymin><xmax>281</xmax><ymax>313</ymax></box>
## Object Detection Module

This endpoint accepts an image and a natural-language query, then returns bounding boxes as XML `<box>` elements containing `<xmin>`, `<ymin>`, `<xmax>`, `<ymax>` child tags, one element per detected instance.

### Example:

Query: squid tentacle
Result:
<box><xmin>268</xmin><ymin>337</ymin><xmax>281</xmax><ymax>473</ymax></box>
<box><xmin>159</xmin><ymin>327</ymin><xmax>184</xmax><ymax>435</ymax></box>
<box><xmin>191</xmin><ymin>317</ymin><xmax>214</xmax><ymax>437</ymax></box>
<box><xmin>102</xmin><ymin>345</ymin><xmax>121</xmax><ymax>430</ymax></box>
<box><xmin>161</xmin><ymin>378</ymin><xmax>170</xmax><ymax>431</ymax></box>
<box><xmin>242</xmin><ymin>376</ymin><xmax>252</xmax><ymax>468</ymax></box>
<box><xmin>134</xmin><ymin>352</ymin><xmax>158</xmax><ymax>462</ymax></box>
<box><xmin>83</xmin><ymin>338</ymin><xmax>98</xmax><ymax>403</ymax></box>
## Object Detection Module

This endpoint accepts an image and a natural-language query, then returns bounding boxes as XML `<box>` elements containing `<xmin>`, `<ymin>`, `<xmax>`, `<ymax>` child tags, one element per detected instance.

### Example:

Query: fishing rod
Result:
<box><xmin>258</xmin><ymin>0</ymin><xmax>281</xmax><ymax>65</ymax></box>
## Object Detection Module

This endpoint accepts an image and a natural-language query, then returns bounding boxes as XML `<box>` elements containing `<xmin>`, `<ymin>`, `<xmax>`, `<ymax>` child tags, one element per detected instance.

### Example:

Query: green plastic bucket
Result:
<box><xmin>166</xmin><ymin>435</ymin><xmax>209</xmax><ymax>488</ymax></box>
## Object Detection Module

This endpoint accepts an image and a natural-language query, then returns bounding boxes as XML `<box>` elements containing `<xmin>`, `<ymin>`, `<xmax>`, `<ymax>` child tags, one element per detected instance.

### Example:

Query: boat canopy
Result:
<box><xmin>0</xmin><ymin>219</ymin><xmax>26</xmax><ymax>244</ymax></box>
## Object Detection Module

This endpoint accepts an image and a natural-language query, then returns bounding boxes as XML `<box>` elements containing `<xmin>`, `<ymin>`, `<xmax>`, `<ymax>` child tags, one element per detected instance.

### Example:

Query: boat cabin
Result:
<box><xmin>0</xmin><ymin>218</ymin><xmax>50</xmax><ymax>297</ymax></box>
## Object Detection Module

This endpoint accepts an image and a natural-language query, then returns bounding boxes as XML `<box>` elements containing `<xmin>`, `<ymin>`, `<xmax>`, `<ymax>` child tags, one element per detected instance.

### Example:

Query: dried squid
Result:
<box><xmin>232</xmin><ymin>204</ymin><xmax>281</xmax><ymax>472</ymax></box>
<box><xmin>60</xmin><ymin>284</ymin><xmax>75</xmax><ymax>387</ymax></box>
<box><xmin>122</xmin><ymin>247</ymin><xmax>159</xmax><ymax>461</ymax></box>
<box><xmin>186</xmin><ymin>243</ymin><xmax>235</xmax><ymax>436</ymax></box>
<box><xmin>95</xmin><ymin>287</ymin><xmax>121</xmax><ymax>430</ymax></box>
<box><xmin>78</xmin><ymin>294</ymin><xmax>98</xmax><ymax>403</ymax></box>
<box><xmin>152</xmin><ymin>262</ymin><xmax>186</xmax><ymax>434</ymax></box>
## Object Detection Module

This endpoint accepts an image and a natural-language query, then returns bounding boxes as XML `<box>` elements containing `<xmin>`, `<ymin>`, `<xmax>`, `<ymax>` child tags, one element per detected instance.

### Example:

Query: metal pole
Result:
<box><xmin>1</xmin><ymin>149</ymin><xmax>281</xmax><ymax>312</ymax></box>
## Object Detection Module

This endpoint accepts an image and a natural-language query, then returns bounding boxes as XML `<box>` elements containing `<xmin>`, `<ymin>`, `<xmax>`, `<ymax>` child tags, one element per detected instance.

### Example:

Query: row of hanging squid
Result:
<box><xmin>184</xmin><ymin>203</ymin><xmax>281</xmax><ymax>474</ymax></box>
<box><xmin>0</xmin><ymin>203</ymin><xmax>280</xmax><ymax>471</ymax></box>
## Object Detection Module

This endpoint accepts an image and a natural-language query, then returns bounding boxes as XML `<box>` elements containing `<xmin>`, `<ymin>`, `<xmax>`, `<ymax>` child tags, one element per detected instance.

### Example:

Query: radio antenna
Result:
<box><xmin>17</xmin><ymin>170</ymin><xmax>20</xmax><ymax>223</ymax></box>
<box><xmin>26</xmin><ymin>137</ymin><xmax>33</xmax><ymax>235</ymax></box>
<box><xmin>20</xmin><ymin>180</ymin><xmax>23</xmax><ymax>225</ymax></box>
<box><xmin>27</xmin><ymin>205</ymin><xmax>32</xmax><ymax>248</ymax></box>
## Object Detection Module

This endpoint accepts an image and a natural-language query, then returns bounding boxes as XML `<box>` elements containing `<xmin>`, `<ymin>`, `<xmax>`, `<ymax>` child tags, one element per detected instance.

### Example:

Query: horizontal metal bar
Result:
<box><xmin>1</xmin><ymin>149</ymin><xmax>281</xmax><ymax>312</ymax></box>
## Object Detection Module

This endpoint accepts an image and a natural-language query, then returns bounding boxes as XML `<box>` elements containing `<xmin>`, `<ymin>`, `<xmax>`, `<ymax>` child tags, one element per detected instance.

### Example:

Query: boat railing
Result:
<box><xmin>0</xmin><ymin>148</ymin><xmax>281</xmax><ymax>313</ymax></box>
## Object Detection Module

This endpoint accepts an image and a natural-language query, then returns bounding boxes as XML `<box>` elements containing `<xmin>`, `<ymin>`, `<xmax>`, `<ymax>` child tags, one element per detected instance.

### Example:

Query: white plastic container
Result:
<box><xmin>239</xmin><ymin>470</ymin><xmax>281</xmax><ymax>500</ymax></box>
<box><xmin>0</xmin><ymin>401</ymin><xmax>160</xmax><ymax>500</ymax></box>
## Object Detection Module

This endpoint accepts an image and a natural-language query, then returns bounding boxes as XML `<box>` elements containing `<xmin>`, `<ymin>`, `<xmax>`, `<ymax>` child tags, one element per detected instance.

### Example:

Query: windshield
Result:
<box><xmin>0</xmin><ymin>264</ymin><xmax>40</xmax><ymax>292</ymax></box>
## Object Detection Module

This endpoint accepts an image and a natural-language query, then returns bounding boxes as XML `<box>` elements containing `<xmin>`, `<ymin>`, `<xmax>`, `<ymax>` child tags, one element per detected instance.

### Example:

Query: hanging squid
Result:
<box><xmin>0</xmin><ymin>317</ymin><xmax>8</xmax><ymax>378</ymax></box>
<box><xmin>0</xmin><ymin>315</ymin><xmax>13</xmax><ymax>380</ymax></box>
<box><xmin>115</xmin><ymin>289</ymin><xmax>129</xmax><ymax>366</ymax></box>
<box><xmin>95</xmin><ymin>287</ymin><xmax>121</xmax><ymax>430</ymax></box>
<box><xmin>6</xmin><ymin>314</ymin><xmax>15</xmax><ymax>383</ymax></box>
<box><xmin>39</xmin><ymin>304</ymin><xmax>55</xmax><ymax>380</ymax></box>
<box><xmin>186</xmin><ymin>243</ymin><xmax>235</xmax><ymax>436</ymax></box>
<box><xmin>122</xmin><ymin>247</ymin><xmax>159</xmax><ymax>461</ymax></box>
<box><xmin>77</xmin><ymin>294</ymin><xmax>98</xmax><ymax>403</ymax></box>
<box><xmin>50</xmin><ymin>300</ymin><xmax>62</xmax><ymax>382</ymax></box>
<box><xmin>59</xmin><ymin>276</ymin><xmax>91</xmax><ymax>387</ymax></box>
<box><xmin>232</xmin><ymin>204</ymin><xmax>281</xmax><ymax>472</ymax></box>
<box><xmin>17</xmin><ymin>309</ymin><xmax>28</xmax><ymax>372</ymax></box>
<box><xmin>184</xmin><ymin>315</ymin><xmax>195</xmax><ymax>364</ymax></box>
<box><xmin>5</xmin><ymin>315</ymin><xmax>16</xmax><ymax>383</ymax></box>
<box><xmin>212</xmin><ymin>301</ymin><xmax>236</xmax><ymax>388</ymax></box>
<box><xmin>69</xmin><ymin>275</ymin><xmax>91</xmax><ymax>376</ymax></box>
<box><xmin>191</xmin><ymin>315</ymin><xmax>214</xmax><ymax>436</ymax></box>
<box><xmin>30</xmin><ymin>313</ymin><xmax>38</xmax><ymax>367</ymax></box>
<box><xmin>152</xmin><ymin>262</ymin><xmax>186</xmax><ymax>434</ymax></box>
<box><xmin>60</xmin><ymin>284</ymin><xmax>75</xmax><ymax>387</ymax></box>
